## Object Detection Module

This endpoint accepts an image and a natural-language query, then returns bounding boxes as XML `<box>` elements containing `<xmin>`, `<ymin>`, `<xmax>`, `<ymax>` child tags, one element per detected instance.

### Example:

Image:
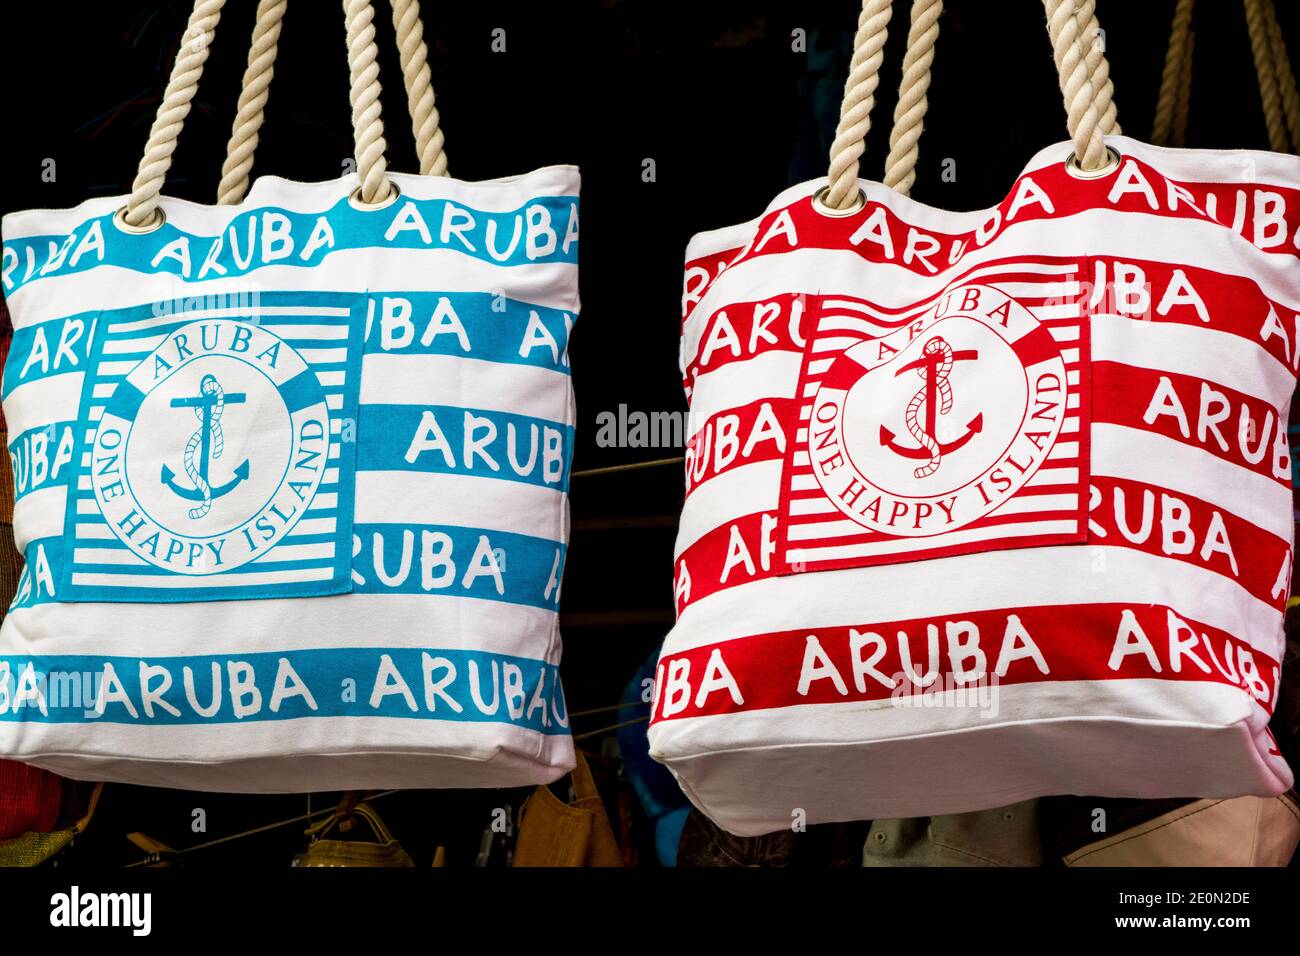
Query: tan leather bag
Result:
<box><xmin>513</xmin><ymin>751</ymin><xmax>622</xmax><ymax>867</ymax></box>
<box><xmin>298</xmin><ymin>801</ymin><xmax>414</xmax><ymax>868</ymax></box>
<box><xmin>1065</xmin><ymin>794</ymin><xmax>1300</xmax><ymax>867</ymax></box>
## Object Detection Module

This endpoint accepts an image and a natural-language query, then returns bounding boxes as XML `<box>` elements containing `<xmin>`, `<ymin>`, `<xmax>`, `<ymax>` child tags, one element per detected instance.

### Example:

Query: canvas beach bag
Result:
<box><xmin>0</xmin><ymin>0</ymin><xmax>579</xmax><ymax>792</ymax></box>
<box><xmin>648</xmin><ymin>0</ymin><xmax>1300</xmax><ymax>836</ymax></box>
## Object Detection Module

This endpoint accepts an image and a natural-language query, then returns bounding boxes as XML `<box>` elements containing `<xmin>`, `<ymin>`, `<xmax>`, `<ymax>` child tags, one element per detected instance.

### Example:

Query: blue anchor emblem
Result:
<box><xmin>160</xmin><ymin>374</ymin><xmax>250</xmax><ymax>519</ymax></box>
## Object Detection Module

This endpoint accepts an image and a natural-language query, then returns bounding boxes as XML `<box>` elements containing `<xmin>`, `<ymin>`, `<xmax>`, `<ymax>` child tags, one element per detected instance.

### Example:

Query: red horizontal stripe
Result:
<box><xmin>652</xmin><ymin>603</ymin><xmax>1280</xmax><ymax>723</ymax></box>
<box><xmin>684</xmin><ymin>398</ymin><xmax>795</xmax><ymax>496</ymax></box>
<box><xmin>1093</xmin><ymin>361</ymin><xmax>1291</xmax><ymax>486</ymax></box>
<box><xmin>1088</xmin><ymin>475</ymin><xmax>1291</xmax><ymax>610</ymax></box>
<box><xmin>674</xmin><ymin>511</ymin><xmax>775</xmax><ymax>614</ymax></box>
<box><xmin>1086</xmin><ymin>256</ymin><xmax>1300</xmax><ymax>374</ymax></box>
<box><xmin>685</xmin><ymin>293</ymin><xmax>811</xmax><ymax>392</ymax></box>
<box><xmin>738</xmin><ymin>161</ymin><xmax>1300</xmax><ymax>278</ymax></box>
<box><xmin>684</xmin><ymin>252</ymin><xmax>1084</xmax><ymax>337</ymax></box>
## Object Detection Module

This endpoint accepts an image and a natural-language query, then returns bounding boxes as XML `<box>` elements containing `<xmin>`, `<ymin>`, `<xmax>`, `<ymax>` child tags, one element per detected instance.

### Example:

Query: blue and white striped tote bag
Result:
<box><xmin>0</xmin><ymin>0</ymin><xmax>579</xmax><ymax>791</ymax></box>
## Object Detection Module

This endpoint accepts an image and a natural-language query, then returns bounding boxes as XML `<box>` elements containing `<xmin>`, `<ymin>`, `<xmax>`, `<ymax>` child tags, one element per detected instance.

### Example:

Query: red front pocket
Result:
<box><xmin>777</xmin><ymin>261</ymin><xmax>1093</xmax><ymax>574</ymax></box>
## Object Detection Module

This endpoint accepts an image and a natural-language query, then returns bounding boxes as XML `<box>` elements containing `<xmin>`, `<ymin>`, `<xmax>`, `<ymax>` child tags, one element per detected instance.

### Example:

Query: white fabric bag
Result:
<box><xmin>0</xmin><ymin>0</ymin><xmax>580</xmax><ymax>791</ymax></box>
<box><xmin>649</xmin><ymin>0</ymin><xmax>1298</xmax><ymax>835</ymax></box>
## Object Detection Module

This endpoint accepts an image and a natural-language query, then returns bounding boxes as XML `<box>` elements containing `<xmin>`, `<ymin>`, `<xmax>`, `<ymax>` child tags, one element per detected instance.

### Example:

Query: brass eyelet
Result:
<box><xmin>1065</xmin><ymin>145</ymin><xmax>1122</xmax><ymax>180</ymax></box>
<box><xmin>811</xmin><ymin>184</ymin><xmax>866</xmax><ymax>217</ymax></box>
<box><xmin>112</xmin><ymin>204</ymin><xmax>167</xmax><ymax>235</ymax></box>
<box><xmin>348</xmin><ymin>180</ymin><xmax>402</xmax><ymax>212</ymax></box>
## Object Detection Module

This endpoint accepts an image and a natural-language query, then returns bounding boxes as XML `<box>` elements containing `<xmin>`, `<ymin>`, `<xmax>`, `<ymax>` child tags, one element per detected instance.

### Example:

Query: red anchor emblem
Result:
<box><xmin>878</xmin><ymin>336</ymin><xmax>983</xmax><ymax>478</ymax></box>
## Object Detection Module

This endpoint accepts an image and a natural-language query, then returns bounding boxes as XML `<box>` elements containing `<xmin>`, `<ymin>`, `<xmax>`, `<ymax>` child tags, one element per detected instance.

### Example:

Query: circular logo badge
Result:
<box><xmin>808</xmin><ymin>283</ymin><xmax>1068</xmax><ymax>537</ymax></box>
<box><xmin>90</xmin><ymin>319</ymin><xmax>332</xmax><ymax>575</ymax></box>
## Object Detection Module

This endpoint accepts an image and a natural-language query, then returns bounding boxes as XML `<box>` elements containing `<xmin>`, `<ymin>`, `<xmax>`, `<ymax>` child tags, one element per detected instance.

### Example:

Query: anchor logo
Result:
<box><xmin>160</xmin><ymin>374</ymin><xmax>250</xmax><ymax>519</ymax></box>
<box><xmin>878</xmin><ymin>336</ymin><xmax>983</xmax><ymax>478</ymax></box>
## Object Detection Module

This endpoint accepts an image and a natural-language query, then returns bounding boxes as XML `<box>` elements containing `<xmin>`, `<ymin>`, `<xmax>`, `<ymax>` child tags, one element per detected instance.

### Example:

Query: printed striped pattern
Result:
<box><xmin>0</xmin><ymin>168</ymin><xmax>581</xmax><ymax>788</ymax></box>
<box><xmin>651</xmin><ymin>137</ymin><xmax>1300</xmax><ymax>834</ymax></box>
<box><xmin>782</xmin><ymin>263</ymin><xmax>1087</xmax><ymax>570</ymax></box>
<box><xmin>64</xmin><ymin>302</ymin><xmax>357</xmax><ymax>599</ymax></box>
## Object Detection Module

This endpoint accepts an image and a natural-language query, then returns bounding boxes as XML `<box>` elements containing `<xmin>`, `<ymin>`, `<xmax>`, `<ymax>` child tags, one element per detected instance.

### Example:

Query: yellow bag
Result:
<box><xmin>0</xmin><ymin>783</ymin><xmax>102</xmax><ymax>868</ymax></box>
<box><xmin>297</xmin><ymin>801</ymin><xmax>414</xmax><ymax>868</ymax></box>
<box><xmin>513</xmin><ymin>751</ymin><xmax>622</xmax><ymax>867</ymax></box>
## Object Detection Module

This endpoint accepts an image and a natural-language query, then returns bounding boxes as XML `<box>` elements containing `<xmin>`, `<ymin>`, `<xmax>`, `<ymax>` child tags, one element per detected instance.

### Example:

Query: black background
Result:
<box><xmin>0</xmin><ymin>0</ymin><xmax>1295</xmax><ymax>867</ymax></box>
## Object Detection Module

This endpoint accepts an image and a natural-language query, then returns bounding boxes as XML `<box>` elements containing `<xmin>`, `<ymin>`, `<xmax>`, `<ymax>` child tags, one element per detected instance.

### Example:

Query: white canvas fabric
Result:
<box><xmin>0</xmin><ymin>3</ymin><xmax>580</xmax><ymax>792</ymax></box>
<box><xmin>647</xmin><ymin>135</ymin><xmax>1300</xmax><ymax>835</ymax></box>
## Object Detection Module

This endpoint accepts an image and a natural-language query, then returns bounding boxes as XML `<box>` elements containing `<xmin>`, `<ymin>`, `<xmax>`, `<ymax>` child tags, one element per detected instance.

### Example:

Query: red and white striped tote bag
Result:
<box><xmin>648</xmin><ymin>0</ymin><xmax>1299</xmax><ymax>836</ymax></box>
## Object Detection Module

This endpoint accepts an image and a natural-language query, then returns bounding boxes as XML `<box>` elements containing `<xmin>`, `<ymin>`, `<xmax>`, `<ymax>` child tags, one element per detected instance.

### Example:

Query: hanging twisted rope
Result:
<box><xmin>218</xmin><ymin>0</ymin><xmax>288</xmax><ymax>205</ymax></box>
<box><xmin>1262</xmin><ymin>0</ymin><xmax>1300</xmax><ymax>150</ymax></box>
<box><xmin>824</xmin><ymin>0</ymin><xmax>893</xmax><ymax>210</ymax></box>
<box><xmin>391</xmin><ymin>0</ymin><xmax>448</xmax><ymax>176</ymax></box>
<box><xmin>1152</xmin><ymin>0</ymin><xmax>1195</xmax><ymax>146</ymax></box>
<box><xmin>827</xmin><ymin>0</ymin><xmax>1120</xmax><ymax>206</ymax></box>
<box><xmin>344</xmin><ymin>0</ymin><xmax>394</xmax><ymax>204</ymax></box>
<box><xmin>1160</xmin><ymin>0</ymin><xmax>1298</xmax><ymax>153</ymax></box>
<box><xmin>220</xmin><ymin>0</ymin><xmax>443</xmax><ymax>192</ymax></box>
<box><xmin>1078</xmin><ymin>0</ymin><xmax>1120</xmax><ymax>136</ymax></box>
<box><xmin>1043</xmin><ymin>0</ymin><xmax>1119</xmax><ymax>170</ymax></box>
<box><xmin>1245</xmin><ymin>0</ymin><xmax>1289</xmax><ymax>152</ymax></box>
<box><xmin>882</xmin><ymin>0</ymin><xmax>942</xmax><ymax>195</ymax></box>
<box><xmin>123</xmin><ymin>0</ymin><xmax>227</xmax><ymax>227</ymax></box>
<box><xmin>1170</xmin><ymin>25</ymin><xmax>1195</xmax><ymax>148</ymax></box>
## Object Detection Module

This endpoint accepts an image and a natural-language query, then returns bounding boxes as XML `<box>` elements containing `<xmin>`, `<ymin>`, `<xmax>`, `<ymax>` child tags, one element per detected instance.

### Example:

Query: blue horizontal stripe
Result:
<box><xmin>72</xmin><ymin>529</ymin><xmax>340</xmax><ymax>550</ymax></box>
<box><xmin>19</xmin><ymin>521</ymin><xmax>565</xmax><ymax>612</ymax></box>
<box><xmin>357</xmin><ymin>404</ymin><xmax>573</xmax><ymax>491</ymax></box>
<box><xmin>2</xmin><ymin>310</ymin><xmax>99</xmax><ymax>399</ymax></box>
<box><xmin>3</xmin><ymin>288</ymin><xmax>574</xmax><ymax>399</ymax></box>
<box><xmin>361</xmin><ymin>292</ymin><xmax>572</xmax><ymax>373</ymax></box>
<box><xmin>1</xmin><ymin>193</ymin><xmax>579</xmax><ymax>295</ymax></box>
<box><xmin>353</xmin><ymin>522</ymin><xmax>564</xmax><ymax>610</ymax></box>
<box><xmin>0</xmin><ymin>646</ymin><xmax>568</xmax><ymax>734</ymax></box>
<box><xmin>7</xmin><ymin>420</ymin><xmax>77</xmax><ymax>502</ymax></box>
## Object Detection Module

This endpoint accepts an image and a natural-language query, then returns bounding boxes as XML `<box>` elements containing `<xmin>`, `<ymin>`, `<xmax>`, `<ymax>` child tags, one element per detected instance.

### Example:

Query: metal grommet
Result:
<box><xmin>112</xmin><ymin>204</ymin><xmax>166</xmax><ymax>235</ymax></box>
<box><xmin>811</xmin><ymin>184</ymin><xmax>866</xmax><ymax>218</ymax></box>
<box><xmin>348</xmin><ymin>179</ymin><xmax>402</xmax><ymax>212</ymax></box>
<box><xmin>1064</xmin><ymin>145</ymin><xmax>1122</xmax><ymax>180</ymax></box>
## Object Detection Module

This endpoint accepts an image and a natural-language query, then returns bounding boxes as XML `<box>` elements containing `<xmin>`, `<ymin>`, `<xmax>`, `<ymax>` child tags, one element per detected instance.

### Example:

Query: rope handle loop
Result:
<box><xmin>822</xmin><ymin>0</ymin><xmax>1122</xmax><ymax>210</ymax></box>
<box><xmin>120</xmin><ymin>0</ymin><xmax>398</xmax><ymax>231</ymax></box>
<box><xmin>218</xmin><ymin>0</ymin><xmax>448</xmax><ymax>205</ymax></box>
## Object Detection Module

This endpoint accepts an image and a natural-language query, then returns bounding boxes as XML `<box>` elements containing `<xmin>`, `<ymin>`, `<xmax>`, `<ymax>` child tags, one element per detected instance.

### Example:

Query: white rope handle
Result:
<box><xmin>344</xmin><ymin>0</ymin><xmax>394</xmax><ymax>205</ymax></box>
<box><xmin>1043</xmin><ymin>0</ymin><xmax>1121</xmax><ymax>171</ymax></box>
<box><xmin>824</xmin><ymin>0</ymin><xmax>894</xmax><ymax>210</ymax></box>
<box><xmin>217</xmin><ymin>0</ymin><xmax>288</xmax><ymax>205</ymax></box>
<box><xmin>220</xmin><ymin>0</ymin><xmax>447</xmax><ymax>203</ymax></box>
<box><xmin>882</xmin><ymin>0</ymin><xmax>942</xmax><ymax>196</ymax></box>
<box><xmin>883</xmin><ymin>0</ymin><xmax>1120</xmax><ymax>196</ymax></box>
<box><xmin>1077</xmin><ymin>0</ymin><xmax>1120</xmax><ymax>138</ymax></box>
<box><xmin>124</xmin><ymin>0</ymin><xmax>396</xmax><ymax>224</ymax></box>
<box><xmin>826</xmin><ymin>0</ymin><xmax>1120</xmax><ymax>209</ymax></box>
<box><xmin>123</xmin><ymin>0</ymin><xmax>228</xmax><ymax>227</ymax></box>
<box><xmin>391</xmin><ymin>0</ymin><xmax>449</xmax><ymax>176</ymax></box>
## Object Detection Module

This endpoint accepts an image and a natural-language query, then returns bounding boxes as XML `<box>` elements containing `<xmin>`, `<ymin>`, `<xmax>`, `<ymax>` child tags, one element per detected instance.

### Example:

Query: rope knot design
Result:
<box><xmin>184</xmin><ymin>374</ymin><xmax>226</xmax><ymax>520</ymax></box>
<box><xmin>905</xmin><ymin>336</ymin><xmax>954</xmax><ymax>479</ymax></box>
